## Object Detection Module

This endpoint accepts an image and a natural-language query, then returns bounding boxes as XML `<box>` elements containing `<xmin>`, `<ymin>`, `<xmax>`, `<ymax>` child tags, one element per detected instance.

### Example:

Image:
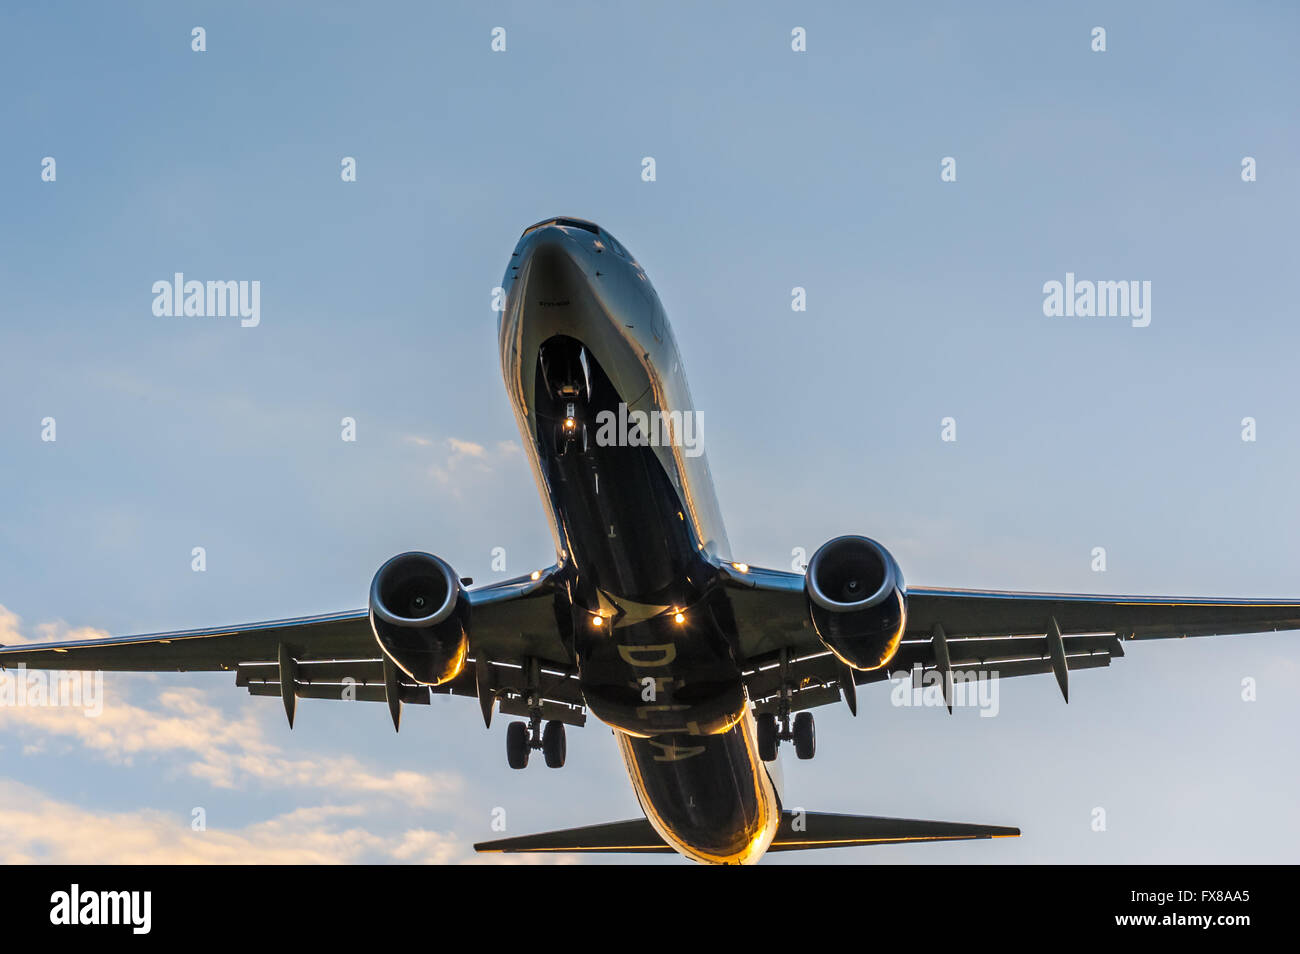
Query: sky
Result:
<box><xmin>1</xmin><ymin>1</ymin><xmax>1298</xmax><ymax>864</ymax></box>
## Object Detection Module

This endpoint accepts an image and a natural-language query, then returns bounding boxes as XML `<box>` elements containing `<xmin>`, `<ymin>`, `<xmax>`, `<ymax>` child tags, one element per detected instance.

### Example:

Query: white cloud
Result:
<box><xmin>0</xmin><ymin>608</ymin><xmax>572</xmax><ymax>865</ymax></box>
<box><xmin>447</xmin><ymin>437</ymin><xmax>486</xmax><ymax>457</ymax></box>
<box><xmin>0</xmin><ymin>780</ymin><xmax>484</xmax><ymax>864</ymax></box>
<box><xmin>0</xmin><ymin>607</ymin><xmax>462</xmax><ymax>804</ymax></box>
<box><xmin>428</xmin><ymin>437</ymin><xmax>522</xmax><ymax>490</ymax></box>
<box><xmin>0</xmin><ymin>605</ymin><xmax>31</xmax><ymax>645</ymax></box>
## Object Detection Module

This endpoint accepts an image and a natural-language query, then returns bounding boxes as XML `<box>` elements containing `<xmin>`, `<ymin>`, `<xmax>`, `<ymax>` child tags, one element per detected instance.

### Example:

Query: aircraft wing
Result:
<box><xmin>727</xmin><ymin>566</ymin><xmax>1300</xmax><ymax>713</ymax></box>
<box><xmin>0</xmin><ymin>569</ymin><xmax>585</xmax><ymax>729</ymax></box>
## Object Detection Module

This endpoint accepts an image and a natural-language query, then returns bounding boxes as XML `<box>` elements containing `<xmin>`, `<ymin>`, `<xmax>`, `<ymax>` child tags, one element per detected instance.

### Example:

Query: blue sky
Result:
<box><xmin>1</xmin><ymin>1</ymin><xmax>1298</xmax><ymax>862</ymax></box>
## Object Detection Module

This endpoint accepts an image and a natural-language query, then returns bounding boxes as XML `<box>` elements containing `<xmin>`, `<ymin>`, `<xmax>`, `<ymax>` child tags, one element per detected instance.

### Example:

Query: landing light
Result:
<box><xmin>530</xmin><ymin>570</ymin><xmax>541</xmax><ymax>581</ymax></box>
<box><xmin>673</xmin><ymin>612</ymin><xmax>686</xmax><ymax>625</ymax></box>
<box><xmin>731</xmin><ymin>562</ymin><xmax>750</xmax><ymax>574</ymax></box>
<box><xmin>563</xmin><ymin>417</ymin><xmax>576</xmax><ymax>431</ymax></box>
<box><xmin>590</xmin><ymin>614</ymin><xmax>604</xmax><ymax>628</ymax></box>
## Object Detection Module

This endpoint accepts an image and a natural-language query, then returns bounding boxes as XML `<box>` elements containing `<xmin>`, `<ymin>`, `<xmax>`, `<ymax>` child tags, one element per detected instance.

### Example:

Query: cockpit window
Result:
<box><xmin>521</xmin><ymin>217</ymin><xmax>602</xmax><ymax>237</ymax></box>
<box><xmin>555</xmin><ymin>218</ymin><xmax>601</xmax><ymax>234</ymax></box>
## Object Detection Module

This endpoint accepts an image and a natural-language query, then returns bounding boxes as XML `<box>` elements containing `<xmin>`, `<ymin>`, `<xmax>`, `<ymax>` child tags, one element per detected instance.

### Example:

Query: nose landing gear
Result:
<box><xmin>540</xmin><ymin>339</ymin><xmax>591</xmax><ymax>458</ymax></box>
<box><xmin>556</xmin><ymin>400</ymin><xmax>587</xmax><ymax>456</ymax></box>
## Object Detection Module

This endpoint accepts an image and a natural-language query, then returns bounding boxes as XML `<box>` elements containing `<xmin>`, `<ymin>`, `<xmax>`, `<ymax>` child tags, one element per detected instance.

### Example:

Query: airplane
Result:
<box><xmin>6</xmin><ymin>215</ymin><xmax>1300</xmax><ymax>864</ymax></box>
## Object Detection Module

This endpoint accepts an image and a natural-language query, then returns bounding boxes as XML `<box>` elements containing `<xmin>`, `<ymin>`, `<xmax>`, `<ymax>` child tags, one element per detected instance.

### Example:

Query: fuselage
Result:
<box><xmin>498</xmin><ymin>217</ymin><xmax>781</xmax><ymax>864</ymax></box>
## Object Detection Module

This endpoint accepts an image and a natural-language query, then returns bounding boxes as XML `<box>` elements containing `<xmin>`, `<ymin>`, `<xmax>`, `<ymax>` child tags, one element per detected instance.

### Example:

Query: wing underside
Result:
<box><xmin>727</xmin><ymin>566</ymin><xmax>1300</xmax><ymax>714</ymax></box>
<box><xmin>10</xmin><ymin>558</ymin><xmax>1300</xmax><ymax>729</ymax></box>
<box><xmin>0</xmin><ymin>571</ymin><xmax>585</xmax><ymax>728</ymax></box>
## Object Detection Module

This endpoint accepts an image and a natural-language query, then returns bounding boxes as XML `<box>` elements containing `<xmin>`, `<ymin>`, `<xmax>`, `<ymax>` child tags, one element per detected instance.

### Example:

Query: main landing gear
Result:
<box><xmin>756</xmin><ymin>710</ymin><xmax>815</xmax><ymax>762</ymax></box>
<box><xmin>505</xmin><ymin>657</ymin><xmax>567</xmax><ymax>769</ymax></box>
<box><xmin>756</xmin><ymin>646</ymin><xmax>816</xmax><ymax>762</ymax></box>
<box><xmin>506</xmin><ymin>717</ymin><xmax>569</xmax><ymax>769</ymax></box>
<box><xmin>506</xmin><ymin>717</ymin><xmax>567</xmax><ymax>769</ymax></box>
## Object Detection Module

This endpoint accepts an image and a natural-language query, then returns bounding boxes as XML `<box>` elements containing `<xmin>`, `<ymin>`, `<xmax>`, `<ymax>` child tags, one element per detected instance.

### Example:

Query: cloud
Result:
<box><xmin>0</xmin><ymin>608</ymin><xmax>573</xmax><ymax>865</ymax></box>
<box><xmin>0</xmin><ymin>780</ymin><xmax>485</xmax><ymax>864</ymax></box>
<box><xmin>0</xmin><ymin>606</ymin><xmax>32</xmax><ymax>645</ymax></box>
<box><xmin>1</xmin><ymin>609</ymin><xmax>111</xmax><ymax>647</ymax></box>
<box><xmin>0</xmin><ymin>607</ymin><xmax>461</xmax><ymax>804</ymax></box>
<box><xmin>428</xmin><ymin>437</ymin><xmax>522</xmax><ymax>490</ymax></box>
<box><xmin>388</xmin><ymin>827</ymin><xmax>476</xmax><ymax>865</ymax></box>
<box><xmin>447</xmin><ymin>438</ymin><xmax>486</xmax><ymax>457</ymax></box>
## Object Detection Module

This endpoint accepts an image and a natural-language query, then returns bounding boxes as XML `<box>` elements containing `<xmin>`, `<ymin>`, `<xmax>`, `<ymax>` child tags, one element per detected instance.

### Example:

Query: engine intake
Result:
<box><xmin>806</xmin><ymin>535</ymin><xmax>906</xmax><ymax>671</ymax></box>
<box><xmin>369</xmin><ymin>551</ymin><xmax>469</xmax><ymax>685</ymax></box>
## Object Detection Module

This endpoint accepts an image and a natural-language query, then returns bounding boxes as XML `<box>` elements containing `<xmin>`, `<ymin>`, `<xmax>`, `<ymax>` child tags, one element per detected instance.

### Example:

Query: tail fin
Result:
<box><xmin>474</xmin><ymin>811</ymin><xmax>1019</xmax><ymax>855</ymax></box>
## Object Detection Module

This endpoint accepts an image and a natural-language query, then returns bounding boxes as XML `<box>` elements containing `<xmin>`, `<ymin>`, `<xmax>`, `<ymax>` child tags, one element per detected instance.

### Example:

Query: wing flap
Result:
<box><xmin>893</xmin><ymin>633</ymin><xmax>1124</xmax><ymax>667</ymax></box>
<box><xmin>236</xmin><ymin>659</ymin><xmax>386</xmax><ymax>686</ymax></box>
<box><xmin>247</xmin><ymin>681</ymin><xmax>432</xmax><ymax>704</ymax></box>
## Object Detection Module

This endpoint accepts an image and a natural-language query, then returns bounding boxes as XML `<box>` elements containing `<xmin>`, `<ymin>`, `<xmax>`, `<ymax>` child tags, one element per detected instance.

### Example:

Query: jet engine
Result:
<box><xmin>369</xmin><ymin>551</ymin><xmax>470</xmax><ymax>685</ymax></box>
<box><xmin>805</xmin><ymin>535</ymin><xmax>906</xmax><ymax>671</ymax></box>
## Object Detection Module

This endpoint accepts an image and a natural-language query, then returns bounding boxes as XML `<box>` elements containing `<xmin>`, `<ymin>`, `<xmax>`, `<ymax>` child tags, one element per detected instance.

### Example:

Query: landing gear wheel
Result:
<box><xmin>542</xmin><ymin>720</ymin><xmax>567</xmax><ymax>768</ymax></box>
<box><xmin>756</xmin><ymin>711</ymin><xmax>779</xmax><ymax>762</ymax></box>
<box><xmin>506</xmin><ymin>721</ymin><xmax>530</xmax><ymax>769</ymax></box>
<box><xmin>793</xmin><ymin>711</ymin><xmax>816</xmax><ymax>760</ymax></box>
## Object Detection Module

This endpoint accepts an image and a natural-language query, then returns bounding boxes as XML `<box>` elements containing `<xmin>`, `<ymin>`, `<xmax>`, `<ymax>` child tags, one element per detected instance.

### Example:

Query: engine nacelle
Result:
<box><xmin>369</xmin><ymin>551</ymin><xmax>470</xmax><ymax>685</ymax></box>
<box><xmin>805</xmin><ymin>535</ymin><xmax>907</xmax><ymax>671</ymax></box>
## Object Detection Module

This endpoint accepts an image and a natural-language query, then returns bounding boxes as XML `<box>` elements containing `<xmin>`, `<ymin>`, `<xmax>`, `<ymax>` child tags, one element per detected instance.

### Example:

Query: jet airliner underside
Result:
<box><xmin>7</xmin><ymin>218</ymin><xmax>1300</xmax><ymax>864</ymax></box>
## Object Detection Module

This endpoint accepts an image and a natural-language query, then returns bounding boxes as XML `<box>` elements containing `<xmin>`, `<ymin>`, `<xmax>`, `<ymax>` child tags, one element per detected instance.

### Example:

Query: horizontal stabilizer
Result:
<box><xmin>475</xmin><ymin>818</ymin><xmax>674</xmax><ymax>854</ymax></box>
<box><xmin>474</xmin><ymin>811</ymin><xmax>1019</xmax><ymax>855</ymax></box>
<box><xmin>767</xmin><ymin>810</ymin><xmax>1019</xmax><ymax>850</ymax></box>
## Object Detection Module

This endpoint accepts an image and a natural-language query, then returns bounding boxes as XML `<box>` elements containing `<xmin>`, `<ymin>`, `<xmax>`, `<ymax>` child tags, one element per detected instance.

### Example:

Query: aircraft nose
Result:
<box><xmin>514</xmin><ymin>218</ymin><xmax>607</xmax><ymax>274</ymax></box>
<box><xmin>510</xmin><ymin>226</ymin><xmax>594</xmax><ymax>313</ymax></box>
<box><xmin>518</xmin><ymin>224</ymin><xmax>579</xmax><ymax>269</ymax></box>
